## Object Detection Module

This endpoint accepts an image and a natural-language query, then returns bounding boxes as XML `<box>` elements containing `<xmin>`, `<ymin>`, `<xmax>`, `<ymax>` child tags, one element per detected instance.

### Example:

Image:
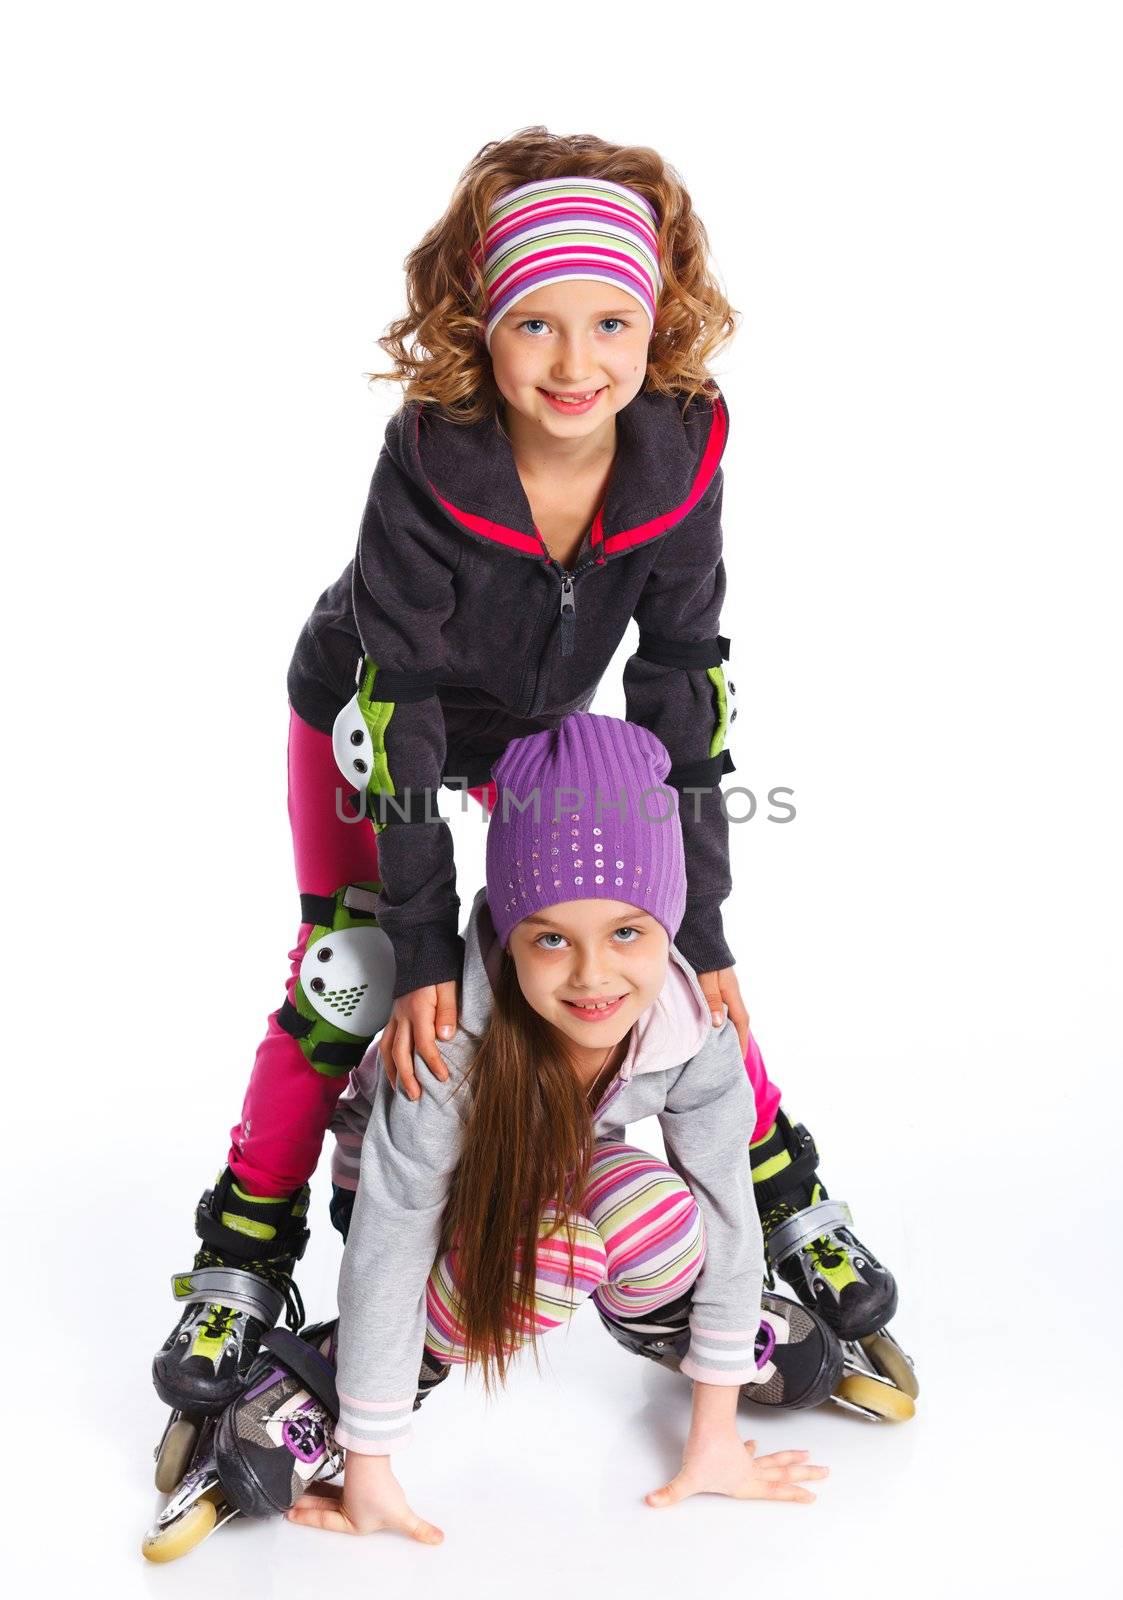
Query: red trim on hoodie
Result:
<box><xmin>590</xmin><ymin>504</ymin><xmax>606</xmax><ymax>566</ymax></box>
<box><xmin>419</xmin><ymin>395</ymin><xmax>727</xmax><ymax>560</ymax></box>
<box><xmin>602</xmin><ymin>395</ymin><xmax>728</xmax><ymax>556</ymax></box>
<box><xmin>416</xmin><ymin>407</ymin><xmax>543</xmax><ymax>555</ymax></box>
<box><xmin>425</xmin><ymin>485</ymin><xmax>544</xmax><ymax>556</ymax></box>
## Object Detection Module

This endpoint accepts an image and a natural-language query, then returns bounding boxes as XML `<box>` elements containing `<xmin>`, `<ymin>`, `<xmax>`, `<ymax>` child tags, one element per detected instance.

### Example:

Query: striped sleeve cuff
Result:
<box><xmin>679</xmin><ymin>1324</ymin><xmax>761</xmax><ymax>1386</ymax></box>
<box><xmin>335</xmin><ymin>1392</ymin><xmax>414</xmax><ymax>1455</ymax></box>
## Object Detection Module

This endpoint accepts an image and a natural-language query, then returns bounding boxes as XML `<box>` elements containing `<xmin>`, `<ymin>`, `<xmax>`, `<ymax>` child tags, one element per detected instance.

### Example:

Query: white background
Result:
<box><xmin>4</xmin><ymin>3</ymin><xmax>1120</xmax><ymax>1595</ymax></box>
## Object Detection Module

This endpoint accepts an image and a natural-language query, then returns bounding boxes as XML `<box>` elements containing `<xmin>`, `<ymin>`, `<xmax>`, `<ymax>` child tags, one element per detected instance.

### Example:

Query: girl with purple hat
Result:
<box><xmin>283</xmin><ymin>713</ymin><xmax>831</xmax><ymax>1541</ymax></box>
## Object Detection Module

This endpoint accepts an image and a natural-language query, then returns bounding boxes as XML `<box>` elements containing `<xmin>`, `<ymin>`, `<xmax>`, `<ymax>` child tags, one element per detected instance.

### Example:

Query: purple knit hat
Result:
<box><xmin>486</xmin><ymin>712</ymin><xmax>686</xmax><ymax>949</ymax></box>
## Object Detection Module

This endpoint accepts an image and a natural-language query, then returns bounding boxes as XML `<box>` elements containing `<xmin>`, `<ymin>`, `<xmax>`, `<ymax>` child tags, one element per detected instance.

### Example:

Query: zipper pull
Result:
<box><xmin>559</xmin><ymin>575</ymin><xmax>576</xmax><ymax>657</ymax></box>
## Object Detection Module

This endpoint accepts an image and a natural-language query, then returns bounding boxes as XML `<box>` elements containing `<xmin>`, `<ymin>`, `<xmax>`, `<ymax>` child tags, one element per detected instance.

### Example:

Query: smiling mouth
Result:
<box><xmin>538</xmin><ymin>387</ymin><xmax>606</xmax><ymax>403</ymax></box>
<box><xmin>561</xmin><ymin>994</ymin><xmax>626</xmax><ymax>1012</ymax></box>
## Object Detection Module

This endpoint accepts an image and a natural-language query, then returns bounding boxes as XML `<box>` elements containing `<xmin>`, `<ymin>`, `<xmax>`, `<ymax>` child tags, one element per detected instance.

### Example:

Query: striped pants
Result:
<box><xmin>422</xmin><ymin>1141</ymin><xmax>705</xmax><ymax>1365</ymax></box>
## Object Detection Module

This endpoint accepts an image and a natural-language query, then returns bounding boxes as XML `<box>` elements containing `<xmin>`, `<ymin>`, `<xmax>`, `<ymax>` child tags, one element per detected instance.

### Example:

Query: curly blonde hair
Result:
<box><xmin>369</xmin><ymin>126</ymin><xmax>740</xmax><ymax>424</ymax></box>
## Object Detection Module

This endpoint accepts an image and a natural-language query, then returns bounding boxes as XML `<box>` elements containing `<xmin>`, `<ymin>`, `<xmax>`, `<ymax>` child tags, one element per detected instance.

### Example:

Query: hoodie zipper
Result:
<box><xmin>516</xmin><ymin>525</ymin><xmax>603</xmax><ymax>712</ymax></box>
<box><xmin>535</xmin><ymin>541</ymin><xmax>600</xmax><ymax>660</ymax></box>
<box><xmin>559</xmin><ymin>575</ymin><xmax>576</xmax><ymax>656</ymax></box>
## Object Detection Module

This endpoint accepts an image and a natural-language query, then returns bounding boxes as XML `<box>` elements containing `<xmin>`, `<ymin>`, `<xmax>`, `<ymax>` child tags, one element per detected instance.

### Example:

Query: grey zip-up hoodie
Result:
<box><xmin>287</xmin><ymin>386</ymin><xmax>737</xmax><ymax>1000</ymax></box>
<box><xmin>329</xmin><ymin>885</ymin><xmax>763</xmax><ymax>1455</ymax></box>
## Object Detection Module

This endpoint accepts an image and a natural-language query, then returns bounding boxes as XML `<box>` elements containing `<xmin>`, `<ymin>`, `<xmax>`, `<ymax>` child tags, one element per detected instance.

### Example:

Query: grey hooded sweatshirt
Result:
<box><xmin>330</xmin><ymin>885</ymin><xmax>764</xmax><ymax>1455</ymax></box>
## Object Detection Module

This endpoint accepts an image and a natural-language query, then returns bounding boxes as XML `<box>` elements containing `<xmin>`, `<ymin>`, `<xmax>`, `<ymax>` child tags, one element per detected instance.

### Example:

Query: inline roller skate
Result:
<box><xmin>143</xmin><ymin>1320</ymin><xmax>342</xmax><ymax>1562</ymax></box>
<box><xmin>751</xmin><ymin>1109</ymin><xmax>917</xmax><ymax>1420</ymax></box>
<box><xmin>143</xmin><ymin>1319</ymin><xmax>450</xmax><ymax>1562</ymax></box>
<box><xmin>151</xmin><ymin>1169</ymin><xmax>310</xmax><ymax>1490</ymax></box>
<box><xmin>597</xmin><ymin>1286</ymin><xmax>844</xmax><ymax>1410</ymax></box>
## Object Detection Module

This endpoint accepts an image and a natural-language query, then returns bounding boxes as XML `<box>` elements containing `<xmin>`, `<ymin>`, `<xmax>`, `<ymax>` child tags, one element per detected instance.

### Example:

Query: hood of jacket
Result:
<box><xmin>459</xmin><ymin>885</ymin><xmax>712</xmax><ymax>1081</ymax></box>
<box><xmin>381</xmin><ymin>385</ymin><xmax>729</xmax><ymax>563</ymax></box>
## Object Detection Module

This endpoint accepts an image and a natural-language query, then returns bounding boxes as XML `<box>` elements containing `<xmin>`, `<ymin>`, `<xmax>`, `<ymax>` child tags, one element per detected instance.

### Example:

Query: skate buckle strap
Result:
<box><xmin>260</xmin><ymin>1326</ymin><xmax>340</xmax><ymax>1419</ymax></box>
<box><xmin>170</xmin><ymin>1267</ymin><xmax>287</xmax><ymax>1328</ymax></box>
<box><xmin>751</xmin><ymin>1125</ymin><xmax>821</xmax><ymax>1206</ymax></box>
<box><xmin>765</xmin><ymin>1199</ymin><xmax>854</xmax><ymax>1267</ymax></box>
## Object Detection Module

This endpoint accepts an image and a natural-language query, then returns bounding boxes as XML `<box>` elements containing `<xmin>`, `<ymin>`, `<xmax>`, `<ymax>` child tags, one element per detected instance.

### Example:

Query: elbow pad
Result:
<box><xmin>332</xmin><ymin>656</ymin><xmax>444</xmax><ymax>820</ymax></box>
<box><xmin>634</xmin><ymin>631</ymin><xmax>739</xmax><ymax>785</ymax></box>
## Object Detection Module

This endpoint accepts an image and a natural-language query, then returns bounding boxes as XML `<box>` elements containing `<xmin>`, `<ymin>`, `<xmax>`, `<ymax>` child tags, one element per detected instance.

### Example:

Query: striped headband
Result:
<box><xmin>472</xmin><ymin>176</ymin><xmax>662</xmax><ymax>350</ymax></box>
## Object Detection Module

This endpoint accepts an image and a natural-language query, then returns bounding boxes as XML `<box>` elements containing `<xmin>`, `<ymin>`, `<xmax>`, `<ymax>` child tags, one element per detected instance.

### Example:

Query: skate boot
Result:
<box><xmin>596</xmin><ymin>1287</ymin><xmax>844</xmax><ymax>1410</ymax></box>
<box><xmin>142</xmin><ymin>1321</ymin><xmax>450</xmax><ymax>1562</ymax></box>
<box><xmin>143</xmin><ymin>1320</ymin><xmax>342</xmax><ymax>1563</ymax></box>
<box><xmin>151</xmin><ymin>1169</ymin><xmax>310</xmax><ymax>1489</ymax></box>
<box><xmin>214</xmin><ymin>1320</ymin><xmax>343</xmax><ymax>1516</ymax></box>
<box><xmin>751</xmin><ymin>1109</ymin><xmax>917</xmax><ymax>1419</ymax></box>
<box><xmin>752</xmin><ymin>1110</ymin><xmax>897</xmax><ymax>1339</ymax></box>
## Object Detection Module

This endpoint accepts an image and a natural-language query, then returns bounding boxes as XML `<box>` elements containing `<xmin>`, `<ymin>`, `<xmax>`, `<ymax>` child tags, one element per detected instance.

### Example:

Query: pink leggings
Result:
<box><xmin>227</xmin><ymin>709</ymin><xmax>782</xmax><ymax>1196</ymax></box>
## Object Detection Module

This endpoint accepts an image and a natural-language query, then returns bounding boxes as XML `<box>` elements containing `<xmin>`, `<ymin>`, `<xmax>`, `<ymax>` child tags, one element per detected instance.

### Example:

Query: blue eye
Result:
<box><xmin>516</xmin><ymin>317</ymin><xmax>628</xmax><ymax>336</ymax></box>
<box><xmin>534</xmin><ymin>927</ymin><xmax>641</xmax><ymax>950</ymax></box>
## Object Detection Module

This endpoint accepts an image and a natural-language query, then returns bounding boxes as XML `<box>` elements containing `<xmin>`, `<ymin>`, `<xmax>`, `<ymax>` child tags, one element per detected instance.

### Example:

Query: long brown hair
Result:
<box><xmin>442</xmin><ymin>946</ymin><xmax>598</xmax><ymax>1390</ymax></box>
<box><xmin>368</xmin><ymin>125</ymin><xmax>740</xmax><ymax>423</ymax></box>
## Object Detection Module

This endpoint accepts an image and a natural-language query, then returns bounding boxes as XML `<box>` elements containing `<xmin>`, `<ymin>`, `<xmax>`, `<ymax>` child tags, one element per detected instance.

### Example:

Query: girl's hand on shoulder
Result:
<box><xmin>697</xmin><ymin>967</ymin><xmax>750</xmax><ymax>1058</ymax></box>
<box><xmin>645</xmin><ymin>1434</ymin><xmax>827</xmax><ymax>1508</ymax></box>
<box><xmin>287</xmin><ymin>1451</ymin><xmax>444</xmax><ymax>1543</ymax></box>
<box><xmin>377</xmin><ymin>980</ymin><xmax>459</xmax><ymax>1100</ymax></box>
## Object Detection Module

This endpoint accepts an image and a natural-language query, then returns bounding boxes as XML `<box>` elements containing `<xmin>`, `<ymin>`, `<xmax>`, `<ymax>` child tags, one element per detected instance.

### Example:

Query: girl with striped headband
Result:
<box><xmin>150</xmin><ymin>130</ymin><xmax>907</xmax><ymax>1477</ymax></box>
<box><xmin>469</xmin><ymin>173</ymin><xmax>664</xmax><ymax>350</ymax></box>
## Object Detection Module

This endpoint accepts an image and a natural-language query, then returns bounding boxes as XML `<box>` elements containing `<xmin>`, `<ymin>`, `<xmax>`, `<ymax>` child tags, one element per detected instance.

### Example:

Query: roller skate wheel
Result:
<box><xmin>141</xmin><ymin>1498</ymin><xmax>217</xmax><ymax>1563</ymax></box>
<box><xmin>859</xmin><ymin>1333</ymin><xmax>919</xmax><ymax>1399</ymax></box>
<box><xmin>154</xmin><ymin>1417</ymin><xmax>200</xmax><ymax>1494</ymax></box>
<box><xmin>835</xmin><ymin>1373</ymin><xmax>915</xmax><ymax>1422</ymax></box>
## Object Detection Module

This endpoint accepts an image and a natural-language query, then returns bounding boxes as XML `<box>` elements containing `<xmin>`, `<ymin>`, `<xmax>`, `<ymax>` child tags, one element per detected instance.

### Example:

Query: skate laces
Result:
<box><xmin>201</xmin><ymin>1304</ymin><xmax>238</xmax><ymax>1339</ymax></box>
<box><xmin>807</xmin><ymin>1234</ymin><xmax>844</xmax><ymax>1269</ymax></box>
<box><xmin>760</xmin><ymin>1198</ymin><xmax>797</xmax><ymax>1237</ymax></box>
<box><xmin>256</xmin><ymin>1259</ymin><xmax>306</xmax><ymax>1333</ymax></box>
<box><xmin>804</xmin><ymin>1183</ymin><xmax>844</xmax><ymax>1269</ymax></box>
<box><xmin>761</xmin><ymin>1201</ymin><xmax>845</xmax><ymax>1271</ymax></box>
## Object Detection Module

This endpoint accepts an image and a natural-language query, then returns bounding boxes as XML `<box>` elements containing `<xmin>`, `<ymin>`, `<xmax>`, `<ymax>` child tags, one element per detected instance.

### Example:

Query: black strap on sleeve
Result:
<box><xmin>667</xmin><ymin>750</ymin><xmax>736</xmax><ymax>790</ymax></box>
<box><xmin>366</xmin><ymin>666</ymin><xmax>444</xmax><ymax>702</ymax></box>
<box><xmin>635</xmin><ymin>631</ymin><xmax>730</xmax><ymax>670</ymax></box>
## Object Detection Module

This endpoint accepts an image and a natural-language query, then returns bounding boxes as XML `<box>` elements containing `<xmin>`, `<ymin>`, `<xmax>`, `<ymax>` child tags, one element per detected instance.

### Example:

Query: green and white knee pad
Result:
<box><xmin>278</xmin><ymin>883</ymin><xmax>396</xmax><ymax>1076</ymax></box>
<box><xmin>332</xmin><ymin>656</ymin><xmax>420</xmax><ymax>832</ymax></box>
<box><xmin>707</xmin><ymin>656</ymin><xmax>738</xmax><ymax>762</ymax></box>
<box><xmin>332</xmin><ymin>657</ymin><xmax>448</xmax><ymax>831</ymax></box>
<box><xmin>332</xmin><ymin>660</ymin><xmax>393</xmax><ymax>814</ymax></box>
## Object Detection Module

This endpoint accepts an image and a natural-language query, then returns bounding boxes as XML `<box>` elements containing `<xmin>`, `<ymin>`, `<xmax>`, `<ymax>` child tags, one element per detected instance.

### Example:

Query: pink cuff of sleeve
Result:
<box><xmin>336</xmin><ymin>1391</ymin><xmax>414</xmax><ymax>1452</ymax></box>
<box><xmin>336</xmin><ymin>1427</ymin><xmax>411</xmax><ymax>1455</ymax></box>
<box><xmin>679</xmin><ymin>1355</ymin><xmax>760</xmax><ymax>1386</ymax></box>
